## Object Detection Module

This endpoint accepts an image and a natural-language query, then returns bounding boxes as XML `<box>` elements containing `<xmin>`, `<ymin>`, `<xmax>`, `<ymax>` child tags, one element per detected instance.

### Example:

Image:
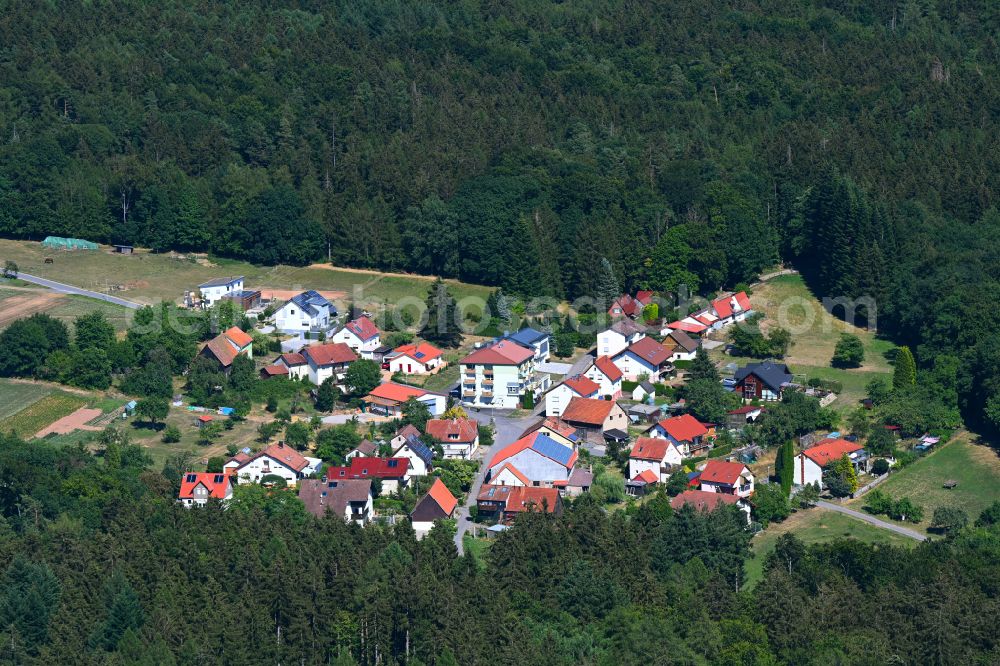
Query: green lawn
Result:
<box><xmin>462</xmin><ymin>534</ymin><xmax>493</xmax><ymax>570</ymax></box>
<box><xmin>746</xmin><ymin>508</ymin><xmax>917</xmax><ymax>587</ymax></box>
<box><xmin>45</xmin><ymin>295</ymin><xmax>134</xmax><ymax>331</ymax></box>
<box><xmin>846</xmin><ymin>433</ymin><xmax>1000</xmax><ymax>533</ymax></box>
<box><xmin>0</xmin><ymin>380</ymin><xmax>55</xmax><ymax>420</ymax></box>
<box><xmin>0</xmin><ymin>392</ymin><xmax>88</xmax><ymax>438</ymax></box>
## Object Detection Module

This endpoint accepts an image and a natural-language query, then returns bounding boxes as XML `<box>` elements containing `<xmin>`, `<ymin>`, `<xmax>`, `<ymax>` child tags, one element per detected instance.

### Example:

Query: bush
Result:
<box><xmin>825</xmin><ymin>474</ymin><xmax>852</xmax><ymax>498</ymax></box>
<box><xmin>872</xmin><ymin>458</ymin><xmax>890</xmax><ymax>476</ymax></box>
<box><xmin>832</xmin><ymin>333</ymin><xmax>865</xmax><ymax>368</ymax></box>
<box><xmin>161</xmin><ymin>425</ymin><xmax>181</xmax><ymax>443</ymax></box>
<box><xmin>931</xmin><ymin>507</ymin><xmax>968</xmax><ymax>534</ymax></box>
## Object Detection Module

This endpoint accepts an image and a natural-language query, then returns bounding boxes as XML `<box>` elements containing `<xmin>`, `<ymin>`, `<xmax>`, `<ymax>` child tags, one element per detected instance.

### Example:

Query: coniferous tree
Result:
<box><xmin>501</xmin><ymin>215</ymin><xmax>544</xmax><ymax>297</ymax></box>
<box><xmin>420</xmin><ymin>278</ymin><xmax>463</xmax><ymax>348</ymax></box>
<box><xmin>596</xmin><ymin>257</ymin><xmax>620</xmax><ymax>311</ymax></box>
<box><xmin>893</xmin><ymin>346</ymin><xmax>917</xmax><ymax>389</ymax></box>
<box><xmin>689</xmin><ymin>347</ymin><xmax>720</xmax><ymax>383</ymax></box>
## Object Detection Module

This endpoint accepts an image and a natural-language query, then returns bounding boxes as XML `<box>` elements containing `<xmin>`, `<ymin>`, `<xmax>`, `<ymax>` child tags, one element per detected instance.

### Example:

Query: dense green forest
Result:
<box><xmin>0</xmin><ymin>433</ymin><xmax>998</xmax><ymax>665</ymax></box>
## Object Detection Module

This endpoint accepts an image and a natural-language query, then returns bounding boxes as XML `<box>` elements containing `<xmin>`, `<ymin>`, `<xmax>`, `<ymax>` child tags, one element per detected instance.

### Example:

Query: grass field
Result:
<box><xmin>0</xmin><ymin>239</ymin><xmax>493</xmax><ymax>309</ymax></box>
<box><xmin>0</xmin><ymin>392</ymin><xmax>88</xmax><ymax>437</ymax></box>
<box><xmin>846</xmin><ymin>433</ymin><xmax>1000</xmax><ymax>533</ymax></box>
<box><xmin>746</xmin><ymin>507</ymin><xmax>917</xmax><ymax>587</ymax></box>
<box><xmin>0</xmin><ymin>380</ymin><xmax>55</xmax><ymax>420</ymax></box>
<box><xmin>45</xmin><ymin>295</ymin><xmax>133</xmax><ymax>331</ymax></box>
<box><xmin>711</xmin><ymin>274</ymin><xmax>894</xmax><ymax>409</ymax></box>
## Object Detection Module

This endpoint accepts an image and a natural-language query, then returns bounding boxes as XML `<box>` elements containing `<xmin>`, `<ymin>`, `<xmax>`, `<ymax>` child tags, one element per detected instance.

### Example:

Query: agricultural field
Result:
<box><xmin>0</xmin><ymin>239</ymin><xmax>493</xmax><ymax>310</ymax></box>
<box><xmin>746</xmin><ymin>507</ymin><xmax>918</xmax><ymax>587</ymax></box>
<box><xmin>0</xmin><ymin>379</ymin><xmax>55</xmax><ymax>420</ymax></box>
<box><xmin>710</xmin><ymin>274</ymin><xmax>895</xmax><ymax>409</ymax></box>
<box><xmin>0</xmin><ymin>391</ymin><xmax>89</xmax><ymax>438</ymax></box>
<box><xmin>846</xmin><ymin>433</ymin><xmax>1000</xmax><ymax>534</ymax></box>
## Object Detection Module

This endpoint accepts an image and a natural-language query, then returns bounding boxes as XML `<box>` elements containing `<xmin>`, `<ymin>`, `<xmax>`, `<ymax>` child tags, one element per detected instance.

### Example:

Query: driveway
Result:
<box><xmin>452</xmin><ymin>408</ymin><xmax>538</xmax><ymax>554</ymax></box>
<box><xmin>17</xmin><ymin>273</ymin><xmax>143</xmax><ymax>309</ymax></box>
<box><xmin>816</xmin><ymin>500</ymin><xmax>927</xmax><ymax>541</ymax></box>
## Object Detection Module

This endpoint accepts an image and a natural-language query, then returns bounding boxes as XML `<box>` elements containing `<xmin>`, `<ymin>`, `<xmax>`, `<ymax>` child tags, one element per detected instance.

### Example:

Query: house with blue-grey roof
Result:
<box><xmin>734</xmin><ymin>361</ymin><xmax>793</xmax><ymax>401</ymax></box>
<box><xmin>486</xmin><ymin>431</ymin><xmax>580</xmax><ymax>490</ymax></box>
<box><xmin>274</xmin><ymin>290</ymin><xmax>338</xmax><ymax>334</ymax></box>
<box><xmin>391</xmin><ymin>426</ymin><xmax>435</xmax><ymax>477</ymax></box>
<box><xmin>503</xmin><ymin>327</ymin><xmax>551</xmax><ymax>363</ymax></box>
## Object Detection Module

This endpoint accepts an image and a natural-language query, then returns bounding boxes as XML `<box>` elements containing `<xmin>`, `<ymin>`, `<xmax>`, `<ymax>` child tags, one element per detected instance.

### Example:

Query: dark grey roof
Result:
<box><xmin>638</xmin><ymin>380</ymin><xmax>655</xmax><ymax>393</ymax></box>
<box><xmin>734</xmin><ymin>361</ymin><xmax>793</xmax><ymax>392</ymax></box>
<box><xmin>604</xmin><ymin>428</ymin><xmax>630</xmax><ymax>441</ymax></box>
<box><xmin>667</xmin><ymin>329</ymin><xmax>700</xmax><ymax>353</ymax></box>
<box><xmin>506</xmin><ymin>327</ymin><xmax>549</xmax><ymax>346</ymax></box>
<box><xmin>290</xmin><ymin>290</ymin><xmax>336</xmax><ymax>317</ymax></box>
<box><xmin>398</xmin><ymin>435</ymin><xmax>434</xmax><ymax>466</ymax></box>
<box><xmin>199</xmin><ymin>276</ymin><xmax>243</xmax><ymax>288</ymax></box>
<box><xmin>298</xmin><ymin>478</ymin><xmax>371</xmax><ymax>519</ymax></box>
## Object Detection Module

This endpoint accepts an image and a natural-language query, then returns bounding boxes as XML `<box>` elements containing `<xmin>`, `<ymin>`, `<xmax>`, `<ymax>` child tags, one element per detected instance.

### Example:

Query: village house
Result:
<box><xmin>544</xmin><ymin>374</ymin><xmax>600</xmax><ymax>417</ymax></box>
<box><xmin>612</xmin><ymin>336</ymin><xmax>672</xmax><ymax>382</ymax></box>
<box><xmin>410</xmin><ymin>478</ymin><xmax>458</xmax><ymax>539</ymax></box>
<box><xmin>487</xmin><ymin>431</ymin><xmax>578</xmax><ymax>488</ymax></box>
<box><xmin>330</xmin><ymin>316</ymin><xmax>382</xmax><ymax>359</ymax></box>
<box><xmin>597</xmin><ymin>318</ymin><xmax>646</xmax><ymax>358</ymax></box>
<box><xmin>460</xmin><ymin>340</ymin><xmax>548</xmax><ymax>409</ymax></box>
<box><xmin>221</xmin><ymin>289</ymin><xmax>262</xmax><ymax>311</ymax></box>
<box><xmin>273</xmin><ymin>290</ymin><xmax>338</xmax><ymax>334</ymax></box>
<box><xmin>583</xmin><ymin>355</ymin><xmax>623</xmax><ymax>399</ymax></box>
<box><xmin>198</xmin><ymin>276</ymin><xmax>244</xmax><ymax>307</ymax></box>
<box><xmin>559</xmin><ymin>397</ymin><xmax>629</xmax><ymax>442</ymax></box>
<box><xmin>651</xmin><ymin>414</ymin><xmax>710</xmax><ymax>457</ymax></box>
<box><xmin>391</xmin><ymin>431</ymin><xmax>435</xmax><ymax>477</ymax></box>
<box><xmin>671</xmin><ymin>489</ymin><xmax>751</xmax><ymax>522</ymax></box>
<box><xmin>698</xmin><ymin>460</ymin><xmax>755</xmax><ymax>498</ymax></box>
<box><xmin>476</xmin><ymin>485</ymin><xmax>563</xmax><ymax>523</ymax></box>
<box><xmin>631</xmin><ymin>380</ymin><xmax>656</xmax><ymax>402</ymax></box>
<box><xmin>502</xmin><ymin>327</ymin><xmax>551</xmax><ymax>363</ymax></box>
<box><xmin>324</xmin><ymin>457</ymin><xmax>411</xmax><ymax>494</ymax></box>
<box><xmin>346</xmin><ymin>439</ymin><xmax>378</xmax><ymax>459</ymax></box>
<box><xmin>663</xmin><ymin>291</ymin><xmax>752</xmax><ymax>336</ymax></box>
<box><xmin>662</xmin><ymin>329</ymin><xmax>700</xmax><ymax>362</ymax></box>
<box><xmin>177</xmin><ymin>472</ymin><xmax>233</xmax><ymax>507</ymax></box>
<box><xmin>734</xmin><ymin>361</ymin><xmax>793</xmax><ymax>402</ymax></box>
<box><xmin>424</xmin><ymin>418</ymin><xmax>480</xmax><ymax>459</ymax></box>
<box><xmin>626</xmin><ymin>468</ymin><xmax>660</xmax><ymax>497</ymax></box>
<box><xmin>628</xmin><ymin>437</ymin><xmax>683</xmax><ymax>484</ymax></box>
<box><xmin>386</xmin><ymin>341</ymin><xmax>444</xmax><ymax>375</ymax></box>
<box><xmin>224</xmin><ymin>442</ymin><xmax>321</xmax><ymax>487</ymax></box>
<box><xmin>727</xmin><ymin>405</ymin><xmax>766</xmax><ymax>429</ymax></box>
<box><xmin>298</xmin><ymin>478</ymin><xmax>373</xmax><ymax>524</ymax></box>
<box><xmin>301</xmin><ymin>342</ymin><xmax>357</xmax><ymax>386</ymax></box>
<box><xmin>199</xmin><ymin>326</ymin><xmax>253</xmax><ymax>371</ymax></box>
<box><xmin>794</xmin><ymin>438</ymin><xmax>869</xmax><ymax>489</ymax></box>
<box><xmin>519</xmin><ymin>417</ymin><xmax>579</xmax><ymax>448</ymax></box>
<box><xmin>364</xmin><ymin>382</ymin><xmax>447</xmax><ymax>417</ymax></box>
<box><xmin>608</xmin><ymin>291</ymin><xmax>654</xmax><ymax>320</ymax></box>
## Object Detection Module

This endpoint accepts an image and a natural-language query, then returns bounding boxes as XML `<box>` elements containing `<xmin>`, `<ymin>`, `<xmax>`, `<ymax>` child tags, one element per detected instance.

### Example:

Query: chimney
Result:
<box><xmin>277</xmin><ymin>441</ymin><xmax>284</xmax><ymax>448</ymax></box>
<box><xmin>321</xmin><ymin>475</ymin><xmax>327</xmax><ymax>483</ymax></box>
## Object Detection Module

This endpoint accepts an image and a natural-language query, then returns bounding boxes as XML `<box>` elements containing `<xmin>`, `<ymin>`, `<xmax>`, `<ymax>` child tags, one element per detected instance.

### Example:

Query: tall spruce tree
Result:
<box><xmin>596</xmin><ymin>257</ymin><xmax>620</xmax><ymax>310</ymax></box>
<box><xmin>893</xmin><ymin>346</ymin><xmax>917</xmax><ymax>389</ymax></box>
<box><xmin>420</xmin><ymin>278</ymin><xmax>463</xmax><ymax>348</ymax></box>
<box><xmin>501</xmin><ymin>215</ymin><xmax>544</xmax><ymax>297</ymax></box>
<box><xmin>689</xmin><ymin>347</ymin><xmax>720</xmax><ymax>383</ymax></box>
<box><xmin>778</xmin><ymin>441</ymin><xmax>795</xmax><ymax>496</ymax></box>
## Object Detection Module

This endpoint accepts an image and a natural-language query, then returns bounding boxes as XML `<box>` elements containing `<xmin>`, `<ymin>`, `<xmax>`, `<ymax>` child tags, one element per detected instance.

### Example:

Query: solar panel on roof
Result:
<box><xmin>186</xmin><ymin>474</ymin><xmax>197</xmax><ymax>482</ymax></box>
<box><xmin>531</xmin><ymin>434</ymin><xmax>574</xmax><ymax>466</ymax></box>
<box><xmin>214</xmin><ymin>475</ymin><xmax>224</xmax><ymax>483</ymax></box>
<box><xmin>388</xmin><ymin>459</ymin><xmax>398</xmax><ymax>468</ymax></box>
<box><xmin>415</xmin><ymin>352</ymin><xmax>425</xmax><ymax>359</ymax></box>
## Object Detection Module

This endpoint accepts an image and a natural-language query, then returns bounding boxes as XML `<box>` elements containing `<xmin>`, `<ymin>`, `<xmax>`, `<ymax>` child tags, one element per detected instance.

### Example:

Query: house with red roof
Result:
<box><xmin>651</xmin><ymin>414</ymin><xmax>710</xmax><ymax>457</ymax></box>
<box><xmin>298</xmin><ymin>478</ymin><xmax>373</xmax><ymax>524</ymax></box>
<box><xmin>324</xmin><ymin>457</ymin><xmax>411</xmax><ymax>493</ymax></box>
<box><xmin>671</xmin><ymin>489</ymin><xmax>751</xmax><ymax>521</ymax></box>
<box><xmin>597</xmin><ymin>319</ymin><xmax>646</xmax><ymax>358</ymax></box>
<box><xmin>727</xmin><ymin>405</ymin><xmax>766</xmax><ymax>429</ymax></box>
<box><xmin>709</xmin><ymin>291</ymin><xmax>753</xmax><ymax>329</ymax></box>
<box><xmin>628</xmin><ymin>437</ymin><xmax>683</xmax><ymax>483</ymax></box>
<box><xmin>612</xmin><ymin>336</ymin><xmax>673</xmax><ymax>382</ymax></box>
<box><xmin>199</xmin><ymin>326</ymin><xmax>253</xmax><ymax>370</ymax></box>
<box><xmin>387</xmin><ymin>341</ymin><xmax>443</xmax><ymax>375</ymax></box>
<box><xmin>608</xmin><ymin>291</ymin><xmax>655</xmax><ymax>320</ymax></box>
<box><xmin>299</xmin><ymin>342</ymin><xmax>358</xmax><ymax>386</ymax></box>
<box><xmin>519</xmin><ymin>417</ymin><xmax>579</xmax><ymax>448</ymax></box>
<box><xmin>699</xmin><ymin>460</ymin><xmax>754</xmax><ymax>497</ymax></box>
<box><xmin>476</xmin><ymin>484</ymin><xmax>563</xmax><ymax>523</ymax></box>
<box><xmin>544</xmin><ymin>374</ymin><xmax>601</xmax><ymax>417</ymax></box>
<box><xmin>410</xmin><ymin>478</ymin><xmax>458</xmax><ymax>538</ymax></box>
<box><xmin>559</xmin><ymin>397</ymin><xmax>629</xmax><ymax>441</ymax></box>
<box><xmin>271</xmin><ymin>352</ymin><xmax>308</xmax><ymax>380</ymax></box>
<box><xmin>364</xmin><ymin>382</ymin><xmax>446</xmax><ymax>417</ymax></box>
<box><xmin>424</xmin><ymin>418</ymin><xmax>480</xmax><ymax>459</ymax></box>
<box><xmin>331</xmin><ymin>316</ymin><xmax>382</xmax><ymax>359</ymax></box>
<box><xmin>178</xmin><ymin>472</ymin><xmax>234</xmax><ymax>507</ymax></box>
<box><xmin>460</xmin><ymin>339</ymin><xmax>548</xmax><ymax>409</ymax></box>
<box><xmin>794</xmin><ymin>438</ymin><xmax>868</xmax><ymax>489</ymax></box>
<box><xmin>583</xmin><ymin>355</ymin><xmax>624</xmax><ymax>398</ymax></box>
<box><xmin>223</xmin><ymin>441</ymin><xmax>321</xmax><ymax>487</ymax></box>
<box><xmin>487</xmin><ymin>431</ymin><xmax>578</xmax><ymax>489</ymax></box>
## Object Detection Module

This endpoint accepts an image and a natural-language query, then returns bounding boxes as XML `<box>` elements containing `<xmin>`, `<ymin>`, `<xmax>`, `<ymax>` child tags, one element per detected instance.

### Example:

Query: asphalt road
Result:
<box><xmin>452</xmin><ymin>408</ymin><xmax>538</xmax><ymax>554</ymax></box>
<box><xmin>17</xmin><ymin>273</ymin><xmax>144</xmax><ymax>310</ymax></box>
<box><xmin>816</xmin><ymin>500</ymin><xmax>927</xmax><ymax>541</ymax></box>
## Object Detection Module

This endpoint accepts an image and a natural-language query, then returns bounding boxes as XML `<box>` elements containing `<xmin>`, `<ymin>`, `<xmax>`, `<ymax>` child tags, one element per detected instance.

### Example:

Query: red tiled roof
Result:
<box><xmin>326</xmin><ymin>457</ymin><xmax>410</xmax><ymax>480</ymax></box>
<box><xmin>633</xmin><ymin>469</ymin><xmax>659</xmax><ymax>484</ymax></box>
<box><xmin>629</xmin><ymin>437</ymin><xmax>676</xmax><ymax>462</ymax></box>
<box><xmin>734</xmin><ymin>291</ymin><xmax>751</xmax><ymax>312</ymax></box>
<box><xmin>562</xmin><ymin>374</ymin><xmax>600</xmax><ymax>397</ymax></box>
<box><xmin>197</xmin><ymin>414</ymin><xmax>213</xmax><ymax>423</ymax></box>
<box><xmin>476</xmin><ymin>484</ymin><xmax>560</xmax><ymax>514</ymax></box>
<box><xmin>671</xmin><ymin>489</ymin><xmax>742</xmax><ymax>512</ymax></box>
<box><xmin>344</xmin><ymin>316</ymin><xmax>380</xmax><ymax>341</ymax></box>
<box><xmin>178</xmin><ymin>472</ymin><xmax>232</xmax><ymax>500</ymax></box>
<box><xmin>394</xmin><ymin>341</ymin><xmax>443</xmax><ymax>364</ymax></box>
<box><xmin>560</xmin><ymin>397</ymin><xmax>616</xmax><ymax>426</ymax></box>
<box><xmin>366</xmin><ymin>382</ymin><xmax>429</xmax><ymax>404</ymax></box>
<box><xmin>489</xmin><ymin>431</ymin><xmax>578</xmax><ymax>470</ymax></box>
<box><xmin>592</xmin><ymin>355</ymin><xmax>623</xmax><ymax>382</ymax></box>
<box><xmin>461</xmin><ymin>340</ymin><xmax>533</xmax><ymax>366</ymax></box>
<box><xmin>241</xmin><ymin>442</ymin><xmax>311</xmax><ymax>473</ymax></box>
<box><xmin>262</xmin><ymin>365</ymin><xmax>288</xmax><ymax>376</ymax></box>
<box><xmin>425</xmin><ymin>418</ymin><xmax>478</xmax><ymax>443</ymax></box>
<box><xmin>635</xmin><ymin>290</ymin><xmax>654</xmax><ymax>304</ymax></box>
<box><xmin>395</xmin><ymin>424</ymin><xmax>421</xmax><ymax>440</ymax></box>
<box><xmin>425</xmin><ymin>477</ymin><xmax>458</xmax><ymax>515</ymax></box>
<box><xmin>657</xmin><ymin>414</ymin><xmax>708</xmax><ymax>442</ymax></box>
<box><xmin>801</xmin><ymin>438</ymin><xmax>863</xmax><ymax>467</ymax></box>
<box><xmin>493</xmin><ymin>462</ymin><xmax>531</xmax><ymax>486</ymax></box>
<box><xmin>304</xmin><ymin>342</ymin><xmax>358</xmax><ymax>366</ymax></box>
<box><xmin>712</xmin><ymin>295</ymin><xmax>734</xmax><ymax>319</ymax></box>
<box><xmin>610</xmin><ymin>318</ymin><xmax>645</xmax><ymax>337</ymax></box>
<box><xmin>224</xmin><ymin>326</ymin><xmax>253</xmax><ymax>349</ymax></box>
<box><xmin>728</xmin><ymin>405</ymin><xmax>765</xmax><ymax>415</ymax></box>
<box><xmin>666</xmin><ymin>320</ymin><xmax>708</xmax><ymax>334</ymax></box>
<box><xmin>520</xmin><ymin>417</ymin><xmax>578</xmax><ymax>441</ymax></box>
<box><xmin>279</xmin><ymin>352</ymin><xmax>306</xmax><ymax>366</ymax></box>
<box><xmin>699</xmin><ymin>460</ymin><xmax>749</xmax><ymax>486</ymax></box>
<box><xmin>620</xmin><ymin>336</ymin><xmax>670</xmax><ymax>367</ymax></box>
<box><xmin>203</xmin><ymin>335</ymin><xmax>238</xmax><ymax>367</ymax></box>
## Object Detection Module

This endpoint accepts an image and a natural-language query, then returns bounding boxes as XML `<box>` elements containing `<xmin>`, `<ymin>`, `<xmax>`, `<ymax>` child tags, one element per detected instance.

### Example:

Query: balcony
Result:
<box><xmin>481</xmin><ymin>390</ymin><xmax>493</xmax><ymax>398</ymax></box>
<box><xmin>463</xmin><ymin>390</ymin><xmax>477</xmax><ymax>398</ymax></box>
